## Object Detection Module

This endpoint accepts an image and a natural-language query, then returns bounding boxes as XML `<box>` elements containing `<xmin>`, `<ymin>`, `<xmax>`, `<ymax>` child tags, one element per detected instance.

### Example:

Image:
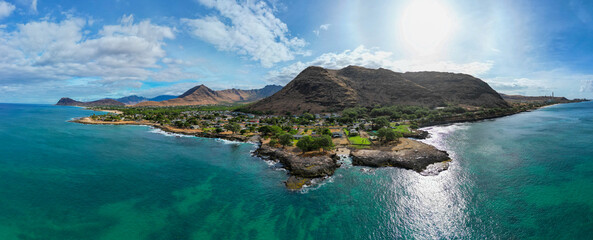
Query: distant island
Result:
<box><xmin>62</xmin><ymin>66</ymin><xmax>588</xmax><ymax>189</ymax></box>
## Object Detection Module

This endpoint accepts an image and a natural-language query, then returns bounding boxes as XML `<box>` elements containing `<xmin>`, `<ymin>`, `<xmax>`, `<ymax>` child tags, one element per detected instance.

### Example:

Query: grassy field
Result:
<box><xmin>391</xmin><ymin>124</ymin><xmax>412</xmax><ymax>134</ymax></box>
<box><xmin>348</xmin><ymin>136</ymin><xmax>371</xmax><ymax>145</ymax></box>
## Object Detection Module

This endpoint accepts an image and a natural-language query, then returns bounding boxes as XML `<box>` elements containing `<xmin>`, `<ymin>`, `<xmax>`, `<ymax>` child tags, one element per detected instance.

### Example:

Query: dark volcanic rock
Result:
<box><xmin>248</xmin><ymin>65</ymin><xmax>509</xmax><ymax>114</ymax></box>
<box><xmin>351</xmin><ymin>139</ymin><xmax>450</xmax><ymax>173</ymax></box>
<box><xmin>255</xmin><ymin>145</ymin><xmax>340</xmax><ymax>179</ymax></box>
<box><xmin>285</xmin><ymin>176</ymin><xmax>312</xmax><ymax>190</ymax></box>
<box><xmin>403</xmin><ymin>129</ymin><xmax>429</xmax><ymax>139</ymax></box>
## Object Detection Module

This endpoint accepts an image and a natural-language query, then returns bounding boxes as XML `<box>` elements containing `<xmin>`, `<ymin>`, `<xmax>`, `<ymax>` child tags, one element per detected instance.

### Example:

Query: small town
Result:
<box><xmin>82</xmin><ymin>101</ymin><xmax>553</xmax><ymax>154</ymax></box>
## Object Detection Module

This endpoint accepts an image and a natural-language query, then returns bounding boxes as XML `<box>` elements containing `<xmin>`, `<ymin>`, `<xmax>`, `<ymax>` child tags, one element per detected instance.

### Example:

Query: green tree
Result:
<box><xmin>373</xmin><ymin>116</ymin><xmax>390</xmax><ymax>130</ymax></box>
<box><xmin>278</xmin><ymin>134</ymin><xmax>293</xmax><ymax>148</ymax></box>
<box><xmin>225</xmin><ymin>123</ymin><xmax>241</xmax><ymax>134</ymax></box>
<box><xmin>313</xmin><ymin>135</ymin><xmax>333</xmax><ymax>151</ymax></box>
<box><xmin>258</xmin><ymin>125</ymin><xmax>283</xmax><ymax>136</ymax></box>
<box><xmin>377</xmin><ymin>128</ymin><xmax>402</xmax><ymax>142</ymax></box>
<box><xmin>302</xmin><ymin>113</ymin><xmax>315</xmax><ymax>121</ymax></box>
<box><xmin>296</xmin><ymin>136</ymin><xmax>314</xmax><ymax>153</ymax></box>
<box><xmin>315</xmin><ymin>127</ymin><xmax>331</xmax><ymax>136</ymax></box>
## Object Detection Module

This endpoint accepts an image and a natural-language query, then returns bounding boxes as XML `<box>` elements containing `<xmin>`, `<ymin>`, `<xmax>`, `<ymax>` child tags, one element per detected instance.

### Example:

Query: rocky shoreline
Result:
<box><xmin>71</xmin><ymin>116</ymin><xmax>453</xmax><ymax>190</ymax></box>
<box><xmin>350</xmin><ymin>138</ymin><xmax>450</xmax><ymax>173</ymax></box>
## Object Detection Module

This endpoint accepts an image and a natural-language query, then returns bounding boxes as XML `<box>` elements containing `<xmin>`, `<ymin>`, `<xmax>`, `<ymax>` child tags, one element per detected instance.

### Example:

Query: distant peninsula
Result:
<box><xmin>62</xmin><ymin>66</ymin><xmax>588</xmax><ymax>189</ymax></box>
<box><xmin>56</xmin><ymin>85</ymin><xmax>283</xmax><ymax>107</ymax></box>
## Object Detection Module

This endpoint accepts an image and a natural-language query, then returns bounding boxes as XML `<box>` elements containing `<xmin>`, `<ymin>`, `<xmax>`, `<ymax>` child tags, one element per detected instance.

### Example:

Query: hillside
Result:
<box><xmin>116</xmin><ymin>95</ymin><xmax>148</xmax><ymax>105</ymax></box>
<box><xmin>135</xmin><ymin>85</ymin><xmax>282</xmax><ymax>107</ymax></box>
<box><xmin>402</xmin><ymin>72</ymin><xmax>509</xmax><ymax>108</ymax></box>
<box><xmin>148</xmin><ymin>95</ymin><xmax>177</xmax><ymax>102</ymax></box>
<box><xmin>56</xmin><ymin>98</ymin><xmax>125</xmax><ymax>107</ymax></box>
<box><xmin>116</xmin><ymin>95</ymin><xmax>178</xmax><ymax>105</ymax></box>
<box><xmin>247</xmin><ymin>66</ymin><xmax>509</xmax><ymax>114</ymax></box>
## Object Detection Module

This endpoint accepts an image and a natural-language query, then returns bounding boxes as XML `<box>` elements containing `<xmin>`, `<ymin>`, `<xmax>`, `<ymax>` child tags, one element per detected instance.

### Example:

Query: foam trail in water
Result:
<box><xmin>214</xmin><ymin>138</ymin><xmax>243</xmax><ymax>145</ymax></box>
<box><xmin>299</xmin><ymin>176</ymin><xmax>334</xmax><ymax>194</ymax></box>
<box><xmin>148</xmin><ymin>128</ymin><xmax>194</xmax><ymax>138</ymax></box>
<box><xmin>419</xmin><ymin>124</ymin><xmax>468</xmax><ymax>148</ymax></box>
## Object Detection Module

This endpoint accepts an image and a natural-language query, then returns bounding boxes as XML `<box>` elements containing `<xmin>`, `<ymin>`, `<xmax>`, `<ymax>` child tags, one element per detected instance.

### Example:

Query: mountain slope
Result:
<box><xmin>247</xmin><ymin>66</ymin><xmax>509</xmax><ymax>114</ymax></box>
<box><xmin>402</xmin><ymin>72</ymin><xmax>509</xmax><ymax>108</ymax></box>
<box><xmin>116</xmin><ymin>95</ymin><xmax>148</xmax><ymax>105</ymax></box>
<box><xmin>148</xmin><ymin>95</ymin><xmax>177</xmax><ymax>102</ymax></box>
<box><xmin>56</xmin><ymin>98</ymin><xmax>125</xmax><ymax>107</ymax></box>
<box><xmin>135</xmin><ymin>85</ymin><xmax>282</xmax><ymax>107</ymax></box>
<box><xmin>116</xmin><ymin>95</ymin><xmax>178</xmax><ymax>105</ymax></box>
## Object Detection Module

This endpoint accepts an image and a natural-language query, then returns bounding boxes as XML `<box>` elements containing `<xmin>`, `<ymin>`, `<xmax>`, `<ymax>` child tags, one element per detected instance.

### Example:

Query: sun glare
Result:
<box><xmin>400</xmin><ymin>0</ymin><xmax>455</xmax><ymax>56</ymax></box>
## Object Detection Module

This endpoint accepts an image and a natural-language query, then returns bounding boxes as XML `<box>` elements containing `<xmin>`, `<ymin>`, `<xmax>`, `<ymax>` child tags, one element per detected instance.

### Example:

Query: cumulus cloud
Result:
<box><xmin>266</xmin><ymin>45</ymin><xmax>494</xmax><ymax>84</ymax></box>
<box><xmin>581</xmin><ymin>80</ymin><xmax>593</xmax><ymax>92</ymax></box>
<box><xmin>313</xmin><ymin>23</ymin><xmax>330</xmax><ymax>36</ymax></box>
<box><xmin>486</xmin><ymin>77</ymin><xmax>550</xmax><ymax>95</ymax></box>
<box><xmin>0</xmin><ymin>1</ymin><xmax>16</xmax><ymax>19</ymax></box>
<box><xmin>0</xmin><ymin>14</ymin><xmax>200</xmax><ymax>102</ymax></box>
<box><xmin>0</xmin><ymin>14</ymin><xmax>195</xmax><ymax>84</ymax></box>
<box><xmin>182</xmin><ymin>0</ymin><xmax>309</xmax><ymax>67</ymax></box>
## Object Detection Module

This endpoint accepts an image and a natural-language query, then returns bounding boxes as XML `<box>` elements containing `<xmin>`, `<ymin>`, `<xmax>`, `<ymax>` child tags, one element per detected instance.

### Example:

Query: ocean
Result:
<box><xmin>0</xmin><ymin>102</ymin><xmax>592</xmax><ymax>239</ymax></box>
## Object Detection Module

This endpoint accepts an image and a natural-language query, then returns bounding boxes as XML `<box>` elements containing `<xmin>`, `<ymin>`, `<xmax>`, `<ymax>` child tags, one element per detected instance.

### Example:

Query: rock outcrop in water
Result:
<box><xmin>351</xmin><ymin>138</ymin><xmax>450</xmax><ymax>174</ymax></box>
<box><xmin>254</xmin><ymin>145</ymin><xmax>340</xmax><ymax>189</ymax></box>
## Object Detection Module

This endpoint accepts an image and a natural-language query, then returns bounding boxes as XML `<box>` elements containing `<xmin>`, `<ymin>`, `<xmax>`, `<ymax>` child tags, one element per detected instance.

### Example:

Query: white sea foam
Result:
<box><xmin>148</xmin><ymin>128</ymin><xmax>194</xmax><ymax>138</ymax></box>
<box><xmin>419</xmin><ymin>123</ymin><xmax>468</xmax><ymax>148</ymax></box>
<box><xmin>418</xmin><ymin>123</ymin><xmax>468</xmax><ymax>169</ymax></box>
<box><xmin>214</xmin><ymin>138</ymin><xmax>243</xmax><ymax>145</ymax></box>
<box><xmin>299</xmin><ymin>176</ymin><xmax>334</xmax><ymax>194</ymax></box>
<box><xmin>337</xmin><ymin>155</ymin><xmax>353</xmax><ymax>168</ymax></box>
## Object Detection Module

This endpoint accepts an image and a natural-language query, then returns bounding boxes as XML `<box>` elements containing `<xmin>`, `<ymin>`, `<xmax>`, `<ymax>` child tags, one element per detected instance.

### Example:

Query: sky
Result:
<box><xmin>0</xmin><ymin>0</ymin><xmax>593</xmax><ymax>103</ymax></box>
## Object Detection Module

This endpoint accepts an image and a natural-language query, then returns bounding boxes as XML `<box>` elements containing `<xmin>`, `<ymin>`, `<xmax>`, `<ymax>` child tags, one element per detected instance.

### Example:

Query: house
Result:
<box><xmin>292</xmin><ymin>134</ymin><xmax>305</xmax><ymax>140</ymax></box>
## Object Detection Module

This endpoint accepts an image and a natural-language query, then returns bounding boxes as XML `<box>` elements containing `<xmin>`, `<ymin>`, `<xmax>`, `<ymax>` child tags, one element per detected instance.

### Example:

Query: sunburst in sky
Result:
<box><xmin>0</xmin><ymin>0</ymin><xmax>592</xmax><ymax>103</ymax></box>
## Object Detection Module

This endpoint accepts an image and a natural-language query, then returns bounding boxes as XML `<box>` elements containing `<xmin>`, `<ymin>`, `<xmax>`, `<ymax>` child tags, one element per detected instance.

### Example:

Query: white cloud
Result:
<box><xmin>31</xmin><ymin>0</ymin><xmax>37</xmax><ymax>12</ymax></box>
<box><xmin>0</xmin><ymin>14</ymin><xmax>198</xmax><ymax>101</ymax></box>
<box><xmin>266</xmin><ymin>45</ymin><xmax>493</xmax><ymax>84</ymax></box>
<box><xmin>484</xmin><ymin>69</ymin><xmax>593</xmax><ymax>97</ymax></box>
<box><xmin>182</xmin><ymin>0</ymin><xmax>309</xmax><ymax>67</ymax></box>
<box><xmin>313</xmin><ymin>23</ymin><xmax>330</xmax><ymax>36</ymax></box>
<box><xmin>0</xmin><ymin>1</ymin><xmax>16</xmax><ymax>19</ymax></box>
<box><xmin>486</xmin><ymin>77</ymin><xmax>550</xmax><ymax>95</ymax></box>
<box><xmin>580</xmin><ymin>80</ymin><xmax>593</xmax><ymax>92</ymax></box>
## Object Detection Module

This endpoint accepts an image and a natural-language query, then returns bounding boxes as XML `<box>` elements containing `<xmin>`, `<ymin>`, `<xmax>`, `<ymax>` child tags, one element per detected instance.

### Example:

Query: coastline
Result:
<box><xmin>417</xmin><ymin>101</ymin><xmax>585</xmax><ymax>128</ymax></box>
<box><xmin>70</xmin><ymin>116</ymin><xmax>451</xmax><ymax>189</ymax></box>
<box><xmin>69</xmin><ymin>100</ymin><xmax>585</xmax><ymax>190</ymax></box>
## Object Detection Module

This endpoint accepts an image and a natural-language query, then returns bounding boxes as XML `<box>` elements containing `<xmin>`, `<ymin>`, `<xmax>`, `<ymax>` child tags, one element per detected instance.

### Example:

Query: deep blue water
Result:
<box><xmin>0</xmin><ymin>102</ymin><xmax>592</xmax><ymax>239</ymax></box>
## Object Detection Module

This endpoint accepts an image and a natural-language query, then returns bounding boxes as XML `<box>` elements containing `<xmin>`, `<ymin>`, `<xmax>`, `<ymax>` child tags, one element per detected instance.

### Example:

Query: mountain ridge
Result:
<box><xmin>56</xmin><ymin>85</ymin><xmax>282</xmax><ymax>107</ymax></box>
<box><xmin>247</xmin><ymin>66</ymin><xmax>509</xmax><ymax>114</ymax></box>
<box><xmin>134</xmin><ymin>84</ymin><xmax>282</xmax><ymax>107</ymax></box>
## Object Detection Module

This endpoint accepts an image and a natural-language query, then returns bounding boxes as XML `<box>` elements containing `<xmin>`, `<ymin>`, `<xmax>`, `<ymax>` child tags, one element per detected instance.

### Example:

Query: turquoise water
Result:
<box><xmin>0</xmin><ymin>102</ymin><xmax>592</xmax><ymax>239</ymax></box>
